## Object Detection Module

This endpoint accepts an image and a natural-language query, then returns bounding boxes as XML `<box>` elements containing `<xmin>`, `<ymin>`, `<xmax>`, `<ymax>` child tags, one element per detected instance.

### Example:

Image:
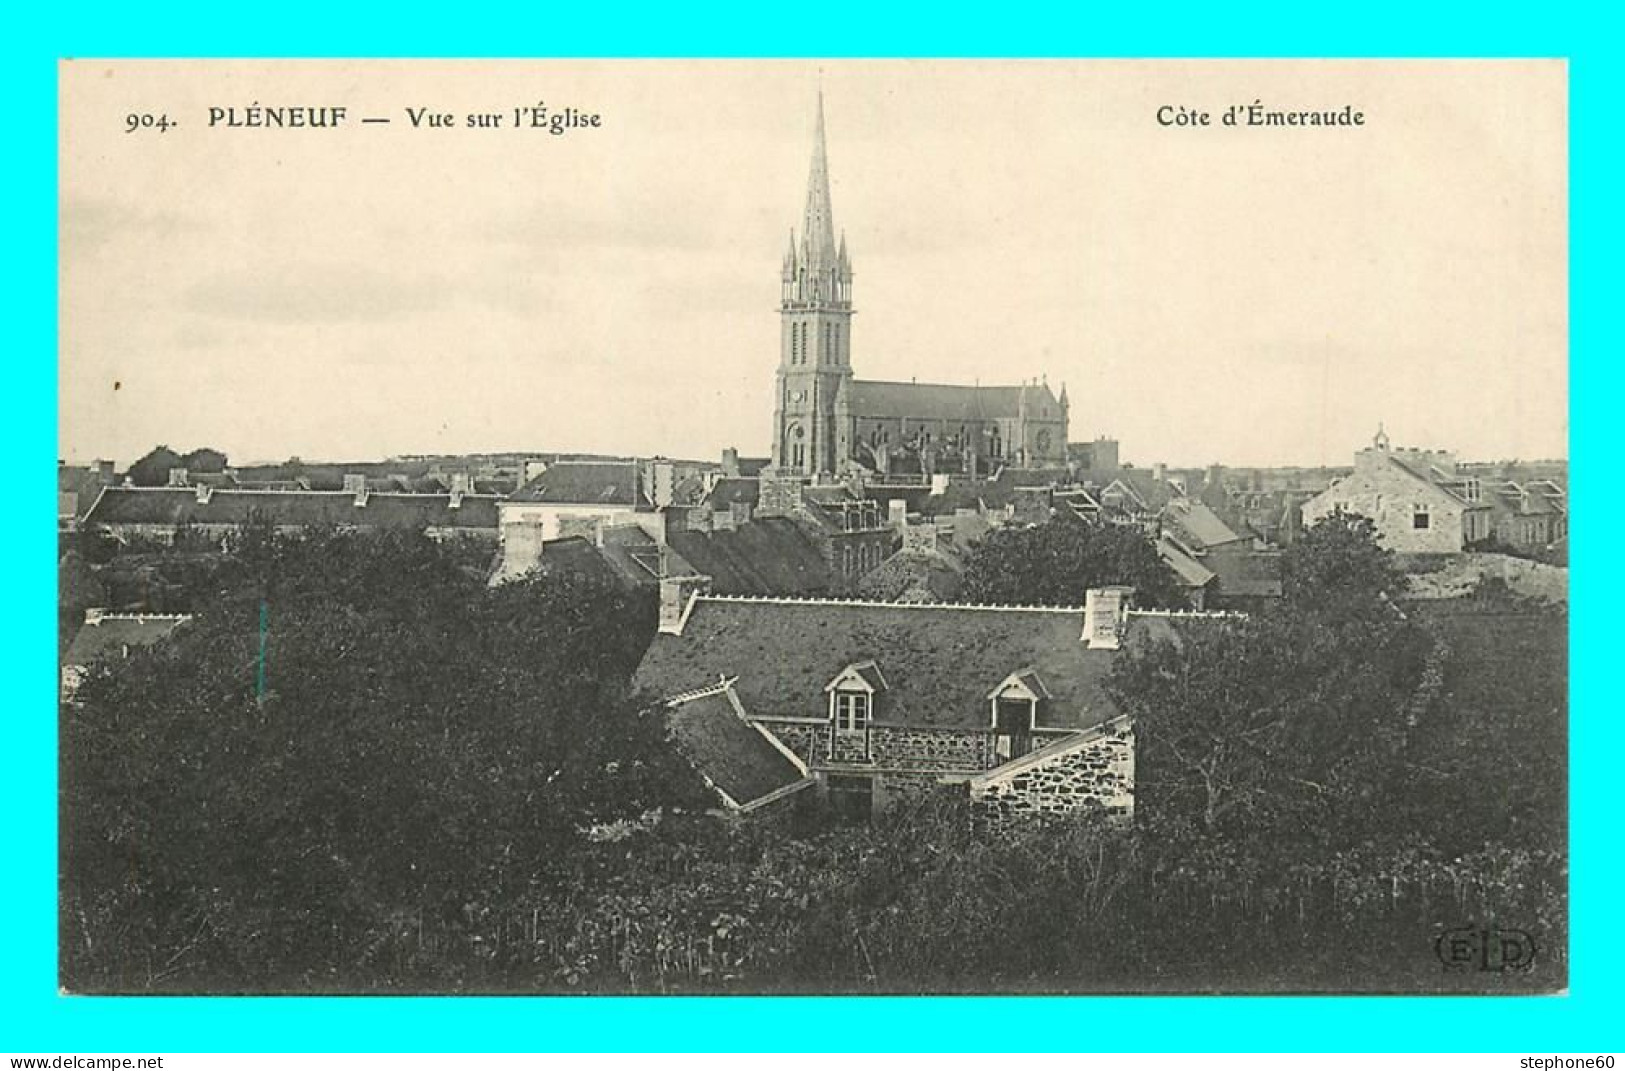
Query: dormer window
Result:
<box><xmin>834</xmin><ymin>691</ymin><xmax>870</xmax><ymax>732</ymax></box>
<box><xmin>987</xmin><ymin>668</ymin><xmax>1051</xmax><ymax>763</ymax></box>
<box><xmin>825</xmin><ymin>661</ymin><xmax>886</xmax><ymax>762</ymax></box>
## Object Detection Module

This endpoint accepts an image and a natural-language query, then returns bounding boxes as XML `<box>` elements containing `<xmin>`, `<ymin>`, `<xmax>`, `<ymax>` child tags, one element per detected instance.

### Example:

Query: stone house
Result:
<box><xmin>1301</xmin><ymin>431</ymin><xmax>1493</xmax><ymax>554</ymax></box>
<box><xmin>1482</xmin><ymin>480</ymin><xmax>1568</xmax><ymax>553</ymax></box>
<box><xmin>634</xmin><ymin>584</ymin><xmax>1232</xmax><ymax>828</ymax></box>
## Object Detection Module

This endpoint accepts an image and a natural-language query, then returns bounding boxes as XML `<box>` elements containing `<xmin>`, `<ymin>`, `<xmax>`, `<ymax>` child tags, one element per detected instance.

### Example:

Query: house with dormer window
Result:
<box><xmin>634</xmin><ymin>581</ymin><xmax>1232</xmax><ymax>828</ymax></box>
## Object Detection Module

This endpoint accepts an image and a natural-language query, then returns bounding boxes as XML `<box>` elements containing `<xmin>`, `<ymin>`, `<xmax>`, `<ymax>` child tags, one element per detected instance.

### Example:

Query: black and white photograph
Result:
<box><xmin>57</xmin><ymin>59</ymin><xmax>1568</xmax><ymax>995</ymax></box>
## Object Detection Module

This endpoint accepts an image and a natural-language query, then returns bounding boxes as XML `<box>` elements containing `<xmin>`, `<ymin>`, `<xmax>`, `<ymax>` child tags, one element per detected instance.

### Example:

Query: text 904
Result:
<box><xmin>125</xmin><ymin>113</ymin><xmax>175</xmax><ymax>134</ymax></box>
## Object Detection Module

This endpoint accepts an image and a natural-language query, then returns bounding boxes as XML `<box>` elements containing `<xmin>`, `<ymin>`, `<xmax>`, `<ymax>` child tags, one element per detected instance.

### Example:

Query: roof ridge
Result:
<box><xmin>84</xmin><ymin>612</ymin><xmax>194</xmax><ymax>623</ymax></box>
<box><xmin>694</xmin><ymin>593</ymin><xmax>1085</xmax><ymax>613</ymax></box>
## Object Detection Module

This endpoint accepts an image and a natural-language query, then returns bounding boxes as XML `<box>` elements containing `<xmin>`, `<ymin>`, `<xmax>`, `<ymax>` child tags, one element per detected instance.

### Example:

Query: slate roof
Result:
<box><xmin>509</xmin><ymin>461</ymin><xmax>650</xmax><ymax>507</ymax></box>
<box><xmin>636</xmin><ymin>597</ymin><xmax>1195</xmax><ymax>732</ymax></box>
<box><xmin>1157</xmin><ymin>536</ymin><xmax>1217</xmax><ymax>589</ymax></box>
<box><xmin>1098</xmin><ymin>470</ymin><xmax>1180</xmax><ymax>512</ymax></box>
<box><xmin>704</xmin><ymin>478</ymin><xmax>761</xmax><ymax>511</ymax></box>
<box><xmin>665</xmin><ymin>517</ymin><xmax>834</xmax><ymax>596</ymax></box>
<box><xmin>85</xmin><ymin>488</ymin><xmax>501</xmax><ymax>530</ymax></box>
<box><xmin>854</xmin><ymin>545</ymin><xmax>966</xmax><ymax>604</ymax></box>
<box><xmin>64</xmin><ymin>614</ymin><xmax>190</xmax><ymax>667</ymax></box>
<box><xmin>666</xmin><ymin>686</ymin><xmax>810</xmax><ymax>809</ymax></box>
<box><xmin>529</xmin><ymin>536</ymin><xmax>626</xmax><ymax>587</ymax></box>
<box><xmin>1207</xmin><ymin>549</ymin><xmax>1284</xmax><ymax>599</ymax></box>
<box><xmin>1164</xmin><ymin>501</ymin><xmax>1245</xmax><ymax>550</ymax></box>
<box><xmin>736</xmin><ymin>457</ymin><xmax>771</xmax><ymax>478</ymax></box>
<box><xmin>846</xmin><ymin>380</ymin><xmax>1063</xmax><ymax>422</ymax></box>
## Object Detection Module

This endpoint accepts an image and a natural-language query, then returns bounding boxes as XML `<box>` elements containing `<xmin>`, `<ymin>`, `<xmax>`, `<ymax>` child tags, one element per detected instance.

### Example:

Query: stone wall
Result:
<box><xmin>1405</xmin><ymin>552</ymin><xmax>1568</xmax><ymax>604</ymax></box>
<box><xmin>755</xmin><ymin>719</ymin><xmax>993</xmax><ymax>775</ymax></box>
<box><xmin>971</xmin><ymin>724</ymin><xmax>1135</xmax><ymax>834</ymax></box>
<box><xmin>870</xmin><ymin>725</ymin><xmax>991</xmax><ymax>771</ymax></box>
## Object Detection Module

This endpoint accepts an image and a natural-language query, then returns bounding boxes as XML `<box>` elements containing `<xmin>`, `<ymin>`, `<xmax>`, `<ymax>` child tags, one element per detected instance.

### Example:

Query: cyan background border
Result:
<box><xmin>7</xmin><ymin>3</ymin><xmax>1610</xmax><ymax>1053</ymax></box>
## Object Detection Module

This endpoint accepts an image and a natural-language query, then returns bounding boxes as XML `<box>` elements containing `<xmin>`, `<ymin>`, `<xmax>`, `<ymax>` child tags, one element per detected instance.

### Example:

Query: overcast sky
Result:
<box><xmin>59</xmin><ymin>59</ymin><xmax>1567</xmax><ymax>469</ymax></box>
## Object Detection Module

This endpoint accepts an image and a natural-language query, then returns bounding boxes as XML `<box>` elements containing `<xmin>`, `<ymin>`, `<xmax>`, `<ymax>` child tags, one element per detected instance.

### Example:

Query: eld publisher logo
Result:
<box><xmin>1435</xmin><ymin>926</ymin><xmax>1538</xmax><ymax>972</ymax></box>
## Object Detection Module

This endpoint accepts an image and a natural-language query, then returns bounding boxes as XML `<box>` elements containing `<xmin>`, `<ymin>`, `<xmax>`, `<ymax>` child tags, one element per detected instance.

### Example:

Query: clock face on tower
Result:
<box><xmin>791</xmin><ymin>390</ymin><xmax>806</xmax><ymax>402</ymax></box>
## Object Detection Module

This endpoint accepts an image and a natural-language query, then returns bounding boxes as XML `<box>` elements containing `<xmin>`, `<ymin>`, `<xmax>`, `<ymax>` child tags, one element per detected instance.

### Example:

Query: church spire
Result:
<box><xmin>802</xmin><ymin>90</ymin><xmax>838</xmax><ymax>267</ymax></box>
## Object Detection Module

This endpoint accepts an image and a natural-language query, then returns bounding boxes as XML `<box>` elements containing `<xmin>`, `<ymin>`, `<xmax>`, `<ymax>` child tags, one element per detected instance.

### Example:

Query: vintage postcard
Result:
<box><xmin>57</xmin><ymin>59</ymin><xmax>1567</xmax><ymax>995</ymax></box>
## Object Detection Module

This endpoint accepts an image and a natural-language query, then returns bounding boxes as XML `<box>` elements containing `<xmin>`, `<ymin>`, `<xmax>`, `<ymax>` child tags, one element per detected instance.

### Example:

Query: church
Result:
<box><xmin>769</xmin><ymin>95</ymin><xmax>1069</xmax><ymax>481</ymax></box>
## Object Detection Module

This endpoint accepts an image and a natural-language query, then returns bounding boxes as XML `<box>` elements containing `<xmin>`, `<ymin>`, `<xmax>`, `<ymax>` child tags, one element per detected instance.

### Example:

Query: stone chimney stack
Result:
<box><xmin>495</xmin><ymin>517</ymin><xmax>548</xmax><ymax>584</ymax></box>
<box><xmin>1083</xmin><ymin>586</ymin><xmax>1135</xmax><ymax>650</ymax></box>
<box><xmin>658</xmin><ymin>574</ymin><xmax>711</xmax><ymax>635</ymax></box>
<box><xmin>167</xmin><ymin>467</ymin><xmax>189</xmax><ymax>487</ymax></box>
<box><xmin>344</xmin><ymin>473</ymin><xmax>369</xmax><ymax>507</ymax></box>
<box><xmin>888</xmin><ymin>498</ymin><xmax>908</xmax><ymax>530</ymax></box>
<box><xmin>448</xmin><ymin>472</ymin><xmax>471</xmax><ymax>509</ymax></box>
<box><xmin>722</xmin><ymin>448</ymin><xmax>741</xmax><ymax>478</ymax></box>
<box><xmin>195</xmin><ymin>484</ymin><xmax>213</xmax><ymax>505</ymax></box>
<box><xmin>1152</xmin><ymin>462</ymin><xmax>1166</xmax><ymax>484</ymax></box>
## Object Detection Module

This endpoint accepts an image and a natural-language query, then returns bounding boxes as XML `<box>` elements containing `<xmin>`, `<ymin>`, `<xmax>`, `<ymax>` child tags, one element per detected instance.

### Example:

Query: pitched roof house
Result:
<box><xmin>635</xmin><ymin>585</ymin><xmax>1230</xmax><ymax>828</ymax></box>
<box><xmin>1302</xmin><ymin>431</ymin><xmax>1493</xmax><ymax>553</ymax></box>
<box><xmin>84</xmin><ymin>486</ymin><xmax>502</xmax><ymax>544</ymax></box>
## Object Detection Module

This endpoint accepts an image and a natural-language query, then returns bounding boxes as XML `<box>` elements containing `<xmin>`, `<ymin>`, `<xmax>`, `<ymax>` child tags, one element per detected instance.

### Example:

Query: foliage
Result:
<box><xmin>125</xmin><ymin>446</ymin><xmax>185</xmax><ymax>487</ymax></box>
<box><xmin>1280</xmin><ymin>509</ymin><xmax>1405</xmax><ymax>617</ymax></box>
<box><xmin>61</xmin><ymin>526</ymin><xmax>706</xmax><ymax>992</ymax></box>
<box><xmin>61</xmin><ymin>512</ymin><xmax>1566</xmax><ymax>995</ymax></box>
<box><xmin>58</xmin><ymin>550</ymin><xmax>108</xmax><ymax>655</ymax></box>
<box><xmin>961</xmin><ymin>516</ymin><xmax>1185</xmax><ymax>608</ymax></box>
<box><xmin>1107</xmin><ymin>606</ymin><xmax>1430</xmax><ymax>845</ymax></box>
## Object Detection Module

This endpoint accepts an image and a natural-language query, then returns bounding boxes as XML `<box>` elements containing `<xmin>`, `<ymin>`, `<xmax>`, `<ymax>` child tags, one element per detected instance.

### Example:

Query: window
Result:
<box><xmin>843</xmin><ymin>544</ymin><xmax>855</xmax><ymax>574</ymax></box>
<box><xmin>1413</xmin><ymin>507</ymin><xmax>1431</xmax><ymax>530</ymax></box>
<box><xmin>834</xmin><ymin>691</ymin><xmax>870</xmax><ymax>732</ymax></box>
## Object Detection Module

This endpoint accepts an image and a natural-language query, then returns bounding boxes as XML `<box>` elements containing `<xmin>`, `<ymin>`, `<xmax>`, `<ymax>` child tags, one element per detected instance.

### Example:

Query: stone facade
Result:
<box><xmin>970</xmin><ymin>722</ymin><xmax>1135</xmax><ymax>834</ymax></box>
<box><xmin>1302</xmin><ymin>439</ymin><xmax>1492</xmax><ymax>554</ymax></box>
<box><xmin>753</xmin><ymin>714</ymin><xmax>1118</xmax><ymax>826</ymax></box>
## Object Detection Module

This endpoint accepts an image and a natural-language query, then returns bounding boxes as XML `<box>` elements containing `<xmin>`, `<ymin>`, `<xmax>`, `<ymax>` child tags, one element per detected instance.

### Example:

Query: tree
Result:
<box><xmin>1107</xmin><ymin>606</ymin><xmax>1428</xmax><ymax>844</ymax></box>
<box><xmin>181</xmin><ymin>447</ymin><xmax>228</xmax><ymax>473</ymax></box>
<box><xmin>125</xmin><ymin>445</ymin><xmax>184</xmax><ymax>486</ymax></box>
<box><xmin>961</xmin><ymin>516</ymin><xmax>1186</xmax><ymax>608</ymax></box>
<box><xmin>1281</xmin><ymin>509</ymin><xmax>1404</xmax><ymax>617</ymax></box>
<box><xmin>60</xmin><ymin>526</ymin><xmax>707</xmax><ymax>992</ymax></box>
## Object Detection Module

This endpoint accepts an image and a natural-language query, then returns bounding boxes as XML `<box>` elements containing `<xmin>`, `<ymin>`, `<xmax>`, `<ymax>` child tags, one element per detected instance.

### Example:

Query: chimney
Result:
<box><xmin>722</xmin><ymin>448</ymin><xmax>740</xmax><ymax>478</ymax></box>
<box><xmin>449</xmin><ymin>472</ymin><xmax>471</xmax><ymax>509</ymax></box>
<box><xmin>713</xmin><ymin>505</ymin><xmax>737</xmax><ymax>532</ymax></box>
<box><xmin>344</xmin><ymin>473</ymin><xmax>368</xmax><ymax>507</ymax></box>
<box><xmin>94</xmin><ymin>459</ymin><xmax>116</xmax><ymax>485</ymax></box>
<box><xmin>888</xmin><ymin>498</ymin><xmax>908</xmax><ymax>530</ymax></box>
<box><xmin>83</xmin><ymin>607</ymin><xmax>105</xmax><ymax>626</ymax></box>
<box><xmin>930</xmin><ymin>473</ymin><xmax>950</xmax><ymax>495</ymax></box>
<box><xmin>1083</xmin><ymin>587</ymin><xmax>1134</xmax><ymax>650</ymax></box>
<box><xmin>645</xmin><ymin>459</ymin><xmax>676</xmax><ymax>509</ymax></box>
<box><xmin>496</xmin><ymin>517</ymin><xmax>548</xmax><ymax>583</ymax></box>
<box><xmin>731</xmin><ymin>500</ymin><xmax>753</xmax><ymax>526</ymax></box>
<box><xmin>1152</xmin><ymin>463</ymin><xmax>1166</xmax><ymax>484</ymax></box>
<box><xmin>523</xmin><ymin>459</ymin><xmax>549</xmax><ymax>483</ymax></box>
<box><xmin>658</xmin><ymin>574</ymin><xmax>711</xmax><ymax>635</ymax></box>
<box><xmin>167</xmin><ymin>467</ymin><xmax>189</xmax><ymax>487</ymax></box>
<box><xmin>195</xmin><ymin>484</ymin><xmax>213</xmax><ymax>504</ymax></box>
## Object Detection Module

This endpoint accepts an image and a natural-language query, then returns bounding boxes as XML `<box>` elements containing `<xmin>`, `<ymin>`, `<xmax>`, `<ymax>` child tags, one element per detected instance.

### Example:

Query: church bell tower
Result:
<box><xmin>772</xmin><ymin>92</ymin><xmax>854</xmax><ymax>477</ymax></box>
